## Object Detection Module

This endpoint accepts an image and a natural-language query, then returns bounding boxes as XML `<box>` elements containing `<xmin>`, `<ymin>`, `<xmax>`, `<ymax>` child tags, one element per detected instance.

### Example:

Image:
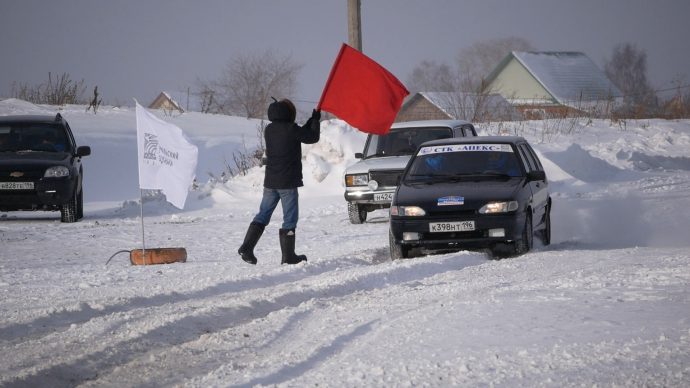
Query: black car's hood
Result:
<box><xmin>0</xmin><ymin>152</ymin><xmax>71</xmax><ymax>168</ymax></box>
<box><xmin>395</xmin><ymin>177</ymin><xmax>524</xmax><ymax>211</ymax></box>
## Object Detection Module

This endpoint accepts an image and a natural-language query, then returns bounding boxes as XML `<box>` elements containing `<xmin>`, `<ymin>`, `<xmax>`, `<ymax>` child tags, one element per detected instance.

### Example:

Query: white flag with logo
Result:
<box><xmin>135</xmin><ymin>102</ymin><xmax>198</xmax><ymax>209</ymax></box>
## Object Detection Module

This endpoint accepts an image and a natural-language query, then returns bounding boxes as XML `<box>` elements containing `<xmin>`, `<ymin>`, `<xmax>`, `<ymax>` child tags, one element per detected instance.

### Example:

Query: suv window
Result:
<box><xmin>0</xmin><ymin>123</ymin><xmax>70</xmax><ymax>153</ymax></box>
<box><xmin>363</xmin><ymin>127</ymin><xmax>452</xmax><ymax>158</ymax></box>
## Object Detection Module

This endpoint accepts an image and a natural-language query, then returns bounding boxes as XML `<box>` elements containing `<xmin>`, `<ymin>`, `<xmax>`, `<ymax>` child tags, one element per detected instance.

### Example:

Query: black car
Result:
<box><xmin>389</xmin><ymin>136</ymin><xmax>551</xmax><ymax>259</ymax></box>
<box><xmin>0</xmin><ymin>113</ymin><xmax>91</xmax><ymax>222</ymax></box>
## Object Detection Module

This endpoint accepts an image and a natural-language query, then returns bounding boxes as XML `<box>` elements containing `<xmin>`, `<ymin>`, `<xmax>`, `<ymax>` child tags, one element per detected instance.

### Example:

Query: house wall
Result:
<box><xmin>486</xmin><ymin>58</ymin><xmax>555</xmax><ymax>102</ymax></box>
<box><xmin>516</xmin><ymin>104</ymin><xmax>580</xmax><ymax>120</ymax></box>
<box><xmin>157</xmin><ymin>100</ymin><xmax>176</xmax><ymax>110</ymax></box>
<box><xmin>395</xmin><ymin>98</ymin><xmax>451</xmax><ymax>122</ymax></box>
<box><xmin>149</xmin><ymin>93</ymin><xmax>183</xmax><ymax>113</ymax></box>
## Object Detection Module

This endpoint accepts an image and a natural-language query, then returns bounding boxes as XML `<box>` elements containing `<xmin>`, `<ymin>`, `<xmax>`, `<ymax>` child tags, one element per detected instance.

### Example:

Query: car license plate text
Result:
<box><xmin>374</xmin><ymin>192</ymin><xmax>394</xmax><ymax>202</ymax></box>
<box><xmin>429</xmin><ymin>221</ymin><xmax>475</xmax><ymax>233</ymax></box>
<box><xmin>0</xmin><ymin>182</ymin><xmax>34</xmax><ymax>190</ymax></box>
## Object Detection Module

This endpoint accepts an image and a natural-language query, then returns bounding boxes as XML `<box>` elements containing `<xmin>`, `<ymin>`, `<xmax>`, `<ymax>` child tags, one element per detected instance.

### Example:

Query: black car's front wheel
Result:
<box><xmin>515</xmin><ymin>212</ymin><xmax>533</xmax><ymax>255</ymax></box>
<box><xmin>491</xmin><ymin>212</ymin><xmax>533</xmax><ymax>258</ymax></box>
<box><xmin>389</xmin><ymin>229</ymin><xmax>409</xmax><ymax>259</ymax></box>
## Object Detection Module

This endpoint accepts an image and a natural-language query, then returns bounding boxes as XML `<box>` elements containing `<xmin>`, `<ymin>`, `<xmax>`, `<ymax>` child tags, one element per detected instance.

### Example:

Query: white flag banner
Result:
<box><xmin>135</xmin><ymin>102</ymin><xmax>198</xmax><ymax>209</ymax></box>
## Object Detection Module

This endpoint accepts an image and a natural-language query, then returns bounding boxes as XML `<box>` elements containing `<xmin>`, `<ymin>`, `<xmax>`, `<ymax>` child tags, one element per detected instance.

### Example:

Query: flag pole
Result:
<box><xmin>128</xmin><ymin>100</ymin><xmax>190</xmax><ymax>266</ymax></box>
<box><xmin>139</xmin><ymin>189</ymin><xmax>147</xmax><ymax>265</ymax></box>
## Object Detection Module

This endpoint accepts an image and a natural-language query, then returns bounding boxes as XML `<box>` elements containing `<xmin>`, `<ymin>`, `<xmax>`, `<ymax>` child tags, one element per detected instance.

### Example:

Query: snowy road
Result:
<box><xmin>2</xmin><ymin>195</ymin><xmax>689</xmax><ymax>387</ymax></box>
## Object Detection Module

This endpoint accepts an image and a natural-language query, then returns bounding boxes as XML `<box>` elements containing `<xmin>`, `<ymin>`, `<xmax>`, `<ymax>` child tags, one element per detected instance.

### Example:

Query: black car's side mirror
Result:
<box><xmin>76</xmin><ymin>146</ymin><xmax>91</xmax><ymax>157</ymax></box>
<box><xmin>526</xmin><ymin>170</ymin><xmax>546</xmax><ymax>182</ymax></box>
<box><xmin>355</xmin><ymin>152</ymin><xmax>363</xmax><ymax>159</ymax></box>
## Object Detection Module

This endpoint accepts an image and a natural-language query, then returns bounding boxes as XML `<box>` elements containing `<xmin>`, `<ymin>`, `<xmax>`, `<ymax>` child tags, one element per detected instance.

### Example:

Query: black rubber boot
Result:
<box><xmin>279</xmin><ymin>229</ymin><xmax>307</xmax><ymax>265</ymax></box>
<box><xmin>238</xmin><ymin>222</ymin><xmax>265</xmax><ymax>265</ymax></box>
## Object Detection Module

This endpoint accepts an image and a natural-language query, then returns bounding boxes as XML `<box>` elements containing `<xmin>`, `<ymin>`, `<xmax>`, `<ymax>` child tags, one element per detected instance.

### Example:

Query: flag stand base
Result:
<box><xmin>130</xmin><ymin>248</ymin><xmax>187</xmax><ymax>265</ymax></box>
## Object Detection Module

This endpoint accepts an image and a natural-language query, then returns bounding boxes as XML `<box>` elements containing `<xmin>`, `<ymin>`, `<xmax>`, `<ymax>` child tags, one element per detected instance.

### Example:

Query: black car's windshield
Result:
<box><xmin>405</xmin><ymin>143</ymin><xmax>523</xmax><ymax>182</ymax></box>
<box><xmin>0</xmin><ymin>124</ymin><xmax>70</xmax><ymax>153</ymax></box>
<box><xmin>363</xmin><ymin>127</ymin><xmax>452</xmax><ymax>158</ymax></box>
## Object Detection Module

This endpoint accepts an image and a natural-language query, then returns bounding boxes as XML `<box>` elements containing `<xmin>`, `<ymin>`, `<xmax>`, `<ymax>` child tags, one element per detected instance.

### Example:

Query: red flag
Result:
<box><xmin>318</xmin><ymin>44</ymin><xmax>409</xmax><ymax>135</ymax></box>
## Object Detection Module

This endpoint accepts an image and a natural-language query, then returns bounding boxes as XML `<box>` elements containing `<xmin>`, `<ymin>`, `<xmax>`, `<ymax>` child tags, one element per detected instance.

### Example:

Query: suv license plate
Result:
<box><xmin>374</xmin><ymin>193</ymin><xmax>394</xmax><ymax>202</ymax></box>
<box><xmin>430</xmin><ymin>221</ymin><xmax>475</xmax><ymax>233</ymax></box>
<box><xmin>0</xmin><ymin>182</ymin><xmax>34</xmax><ymax>190</ymax></box>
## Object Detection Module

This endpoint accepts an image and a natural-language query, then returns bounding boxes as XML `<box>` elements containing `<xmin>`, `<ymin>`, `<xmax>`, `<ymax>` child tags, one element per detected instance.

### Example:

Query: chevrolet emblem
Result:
<box><xmin>10</xmin><ymin>172</ymin><xmax>24</xmax><ymax>178</ymax></box>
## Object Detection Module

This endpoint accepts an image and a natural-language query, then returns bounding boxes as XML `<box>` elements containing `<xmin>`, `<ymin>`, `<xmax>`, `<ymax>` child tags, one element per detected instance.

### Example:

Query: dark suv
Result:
<box><xmin>0</xmin><ymin>113</ymin><xmax>91</xmax><ymax>222</ymax></box>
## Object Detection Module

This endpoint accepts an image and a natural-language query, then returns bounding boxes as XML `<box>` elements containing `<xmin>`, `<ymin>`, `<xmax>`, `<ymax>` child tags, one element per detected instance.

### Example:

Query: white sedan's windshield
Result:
<box><xmin>363</xmin><ymin>127</ymin><xmax>452</xmax><ymax>158</ymax></box>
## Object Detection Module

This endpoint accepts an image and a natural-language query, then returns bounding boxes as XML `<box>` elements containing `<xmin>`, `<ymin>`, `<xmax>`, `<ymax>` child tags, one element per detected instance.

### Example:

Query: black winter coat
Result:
<box><xmin>263</xmin><ymin>101</ymin><xmax>320</xmax><ymax>189</ymax></box>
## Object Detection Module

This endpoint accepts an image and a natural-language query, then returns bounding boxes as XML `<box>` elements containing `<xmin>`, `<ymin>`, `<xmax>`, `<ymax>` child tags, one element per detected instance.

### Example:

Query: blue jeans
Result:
<box><xmin>252</xmin><ymin>188</ymin><xmax>299</xmax><ymax>230</ymax></box>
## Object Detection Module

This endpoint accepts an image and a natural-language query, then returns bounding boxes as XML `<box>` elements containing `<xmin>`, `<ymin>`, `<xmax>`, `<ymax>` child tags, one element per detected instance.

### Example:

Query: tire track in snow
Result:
<box><xmin>4</xmin><ymin>253</ymin><xmax>486</xmax><ymax>387</ymax></box>
<box><xmin>0</xmin><ymin>249</ymin><xmax>384</xmax><ymax>345</ymax></box>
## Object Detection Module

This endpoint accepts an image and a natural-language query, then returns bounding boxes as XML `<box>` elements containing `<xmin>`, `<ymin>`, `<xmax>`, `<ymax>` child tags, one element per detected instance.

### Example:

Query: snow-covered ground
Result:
<box><xmin>1</xmin><ymin>99</ymin><xmax>689</xmax><ymax>387</ymax></box>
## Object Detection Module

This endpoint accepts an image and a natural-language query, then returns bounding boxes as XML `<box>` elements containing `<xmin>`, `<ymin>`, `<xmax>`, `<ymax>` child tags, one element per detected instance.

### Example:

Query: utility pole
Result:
<box><xmin>347</xmin><ymin>0</ymin><xmax>362</xmax><ymax>52</ymax></box>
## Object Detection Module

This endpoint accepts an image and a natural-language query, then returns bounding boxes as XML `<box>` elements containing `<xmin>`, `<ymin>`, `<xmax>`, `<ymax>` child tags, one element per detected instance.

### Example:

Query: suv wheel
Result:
<box><xmin>389</xmin><ymin>229</ymin><xmax>409</xmax><ymax>259</ymax></box>
<box><xmin>76</xmin><ymin>188</ymin><xmax>84</xmax><ymax>220</ymax></box>
<box><xmin>347</xmin><ymin>203</ymin><xmax>367</xmax><ymax>224</ymax></box>
<box><xmin>541</xmin><ymin>206</ymin><xmax>551</xmax><ymax>246</ymax></box>
<box><xmin>60</xmin><ymin>189</ymin><xmax>79</xmax><ymax>223</ymax></box>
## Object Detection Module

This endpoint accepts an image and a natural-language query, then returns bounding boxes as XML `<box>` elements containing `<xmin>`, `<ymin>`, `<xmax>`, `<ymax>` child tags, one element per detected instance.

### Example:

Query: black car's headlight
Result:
<box><xmin>479</xmin><ymin>201</ymin><xmax>518</xmax><ymax>214</ymax></box>
<box><xmin>345</xmin><ymin>174</ymin><xmax>368</xmax><ymax>187</ymax></box>
<box><xmin>390</xmin><ymin>205</ymin><xmax>426</xmax><ymax>216</ymax></box>
<box><xmin>44</xmin><ymin>166</ymin><xmax>70</xmax><ymax>178</ymax></box>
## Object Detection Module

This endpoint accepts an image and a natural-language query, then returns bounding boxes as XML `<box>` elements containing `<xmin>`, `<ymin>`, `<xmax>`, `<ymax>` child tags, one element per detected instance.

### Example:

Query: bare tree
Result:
<box><xmin>406</xmin><ymin>37</ymin><xmax>533</xmax><ymax>122</ymax></box>
<box><xmin>45</xmin><ymin>72</ymin><xmax>86</xmax><ymax>105</ymax></box>
<box><xmin>406</xmin><ymin>60</ymin><xmax>457</xmax><ymax>93</ymax></box>
<box><xmin>199</xmin><ymin>50</ymin><xmax>303</xmax><ymax>118</ymax></box>
<box><xmin>604</xmin><ymin>43</ymin><xmax>656</xmax><ymax>112</ymax></box>
<box><xmin>456</xmin><ymin>37</ymin><xmax>535</xmax><ymax>91</ymax></box>
<box><xmin>11</xmin><ymin>72</ymin><xmax>86</xmax><ymax>105</ymax></box>
<box><xmin>193</xmin><ymin>79</ymin><xmax>218</xmax><ymax>114</ymax></box>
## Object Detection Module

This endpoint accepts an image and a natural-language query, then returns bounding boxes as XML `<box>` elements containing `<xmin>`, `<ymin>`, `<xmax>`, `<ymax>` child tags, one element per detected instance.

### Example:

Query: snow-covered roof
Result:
<box><xmin>414</xmin><ymin>91</ymin><xmax>517</xmax><ymax>120</ymax></box>
<box><xmin>487</xmin><ymin>51</ymin><xmax>622</xmax><ymax>104</ymax></box>
<box><xmin>422</xmin><ymin>91</ymin><xmax>511</xmax><ymax>110</ymax></box>
<box><xmin>149</xmin><ymin>91</ymin><xmax>185</xmax><ymax>112</ymax></box>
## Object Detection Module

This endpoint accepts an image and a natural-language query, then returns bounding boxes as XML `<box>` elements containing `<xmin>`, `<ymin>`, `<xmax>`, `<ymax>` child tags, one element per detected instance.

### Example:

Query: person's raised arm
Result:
<box><xmin>296</xmin><ymin>109</ymin><xmax>321</xmax><ymax>144</ymax></box>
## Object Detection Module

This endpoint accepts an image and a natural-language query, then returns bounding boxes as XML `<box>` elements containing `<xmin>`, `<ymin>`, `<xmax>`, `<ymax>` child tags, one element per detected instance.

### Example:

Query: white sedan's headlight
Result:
<box><xmin>345</xmin><ymin>174</ymin><xmax>368</xmax><ymax>187</ymax></box>
<box><xmin>390</xmin><ymin>206</ymin><xmax>426</xmax><ymax>216</ymax></box>
<box><xmin>479</xmin><ymin>201</ymin><xmax>518</xmax><ymax>214</ymax></box>
<box><xmin>44</xmin><ymin>166</ymin><xmax>70</xmax><ymax>178</ymax></box>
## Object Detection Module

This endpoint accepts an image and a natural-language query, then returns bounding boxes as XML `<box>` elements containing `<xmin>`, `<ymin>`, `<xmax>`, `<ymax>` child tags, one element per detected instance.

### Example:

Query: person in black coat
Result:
<box><xmin>238</xmin><ymin>98</ymin><xmax>321</xmax><ymax>265</ymax></box>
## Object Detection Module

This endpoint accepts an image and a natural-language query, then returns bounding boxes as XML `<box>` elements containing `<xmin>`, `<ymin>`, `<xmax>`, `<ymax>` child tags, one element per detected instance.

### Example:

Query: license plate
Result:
<box><xmin>374</xmin><ymin>192</ymin><xmax>394</xmax><ymax>202</ymax></box>
<box><xmin>430</xmin><ymin>221</ymin><xmax>475</xmax><ymax>233</ymax></box>
<box><xmin>0</xmin><ymin>182</ymin><xmax>34</xmax><ymax>190</ymax></box>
